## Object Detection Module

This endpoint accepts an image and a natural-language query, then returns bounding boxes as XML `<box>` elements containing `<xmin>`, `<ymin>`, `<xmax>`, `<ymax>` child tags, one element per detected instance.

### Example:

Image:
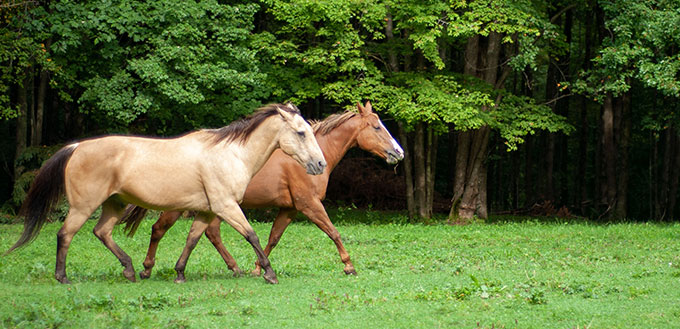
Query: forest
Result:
<box><xmin>1</xmin><ymin>0</ymin><xmax>679</xmax><ymax>221</ymax></box>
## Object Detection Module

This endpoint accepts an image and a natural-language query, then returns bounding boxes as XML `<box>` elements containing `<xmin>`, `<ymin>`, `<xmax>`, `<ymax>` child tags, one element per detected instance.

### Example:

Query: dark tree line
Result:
<box><xmin>1</xmin><ymin>0</ymin><xmax>679</xmax><ymax>221</ymax></box>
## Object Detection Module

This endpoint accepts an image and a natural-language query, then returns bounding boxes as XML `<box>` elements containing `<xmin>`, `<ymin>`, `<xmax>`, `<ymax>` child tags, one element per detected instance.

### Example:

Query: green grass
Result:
<box><xmin>1</xmin><ymin>212</ymin><xmax>679</xmax><ymax>328</ymax></box>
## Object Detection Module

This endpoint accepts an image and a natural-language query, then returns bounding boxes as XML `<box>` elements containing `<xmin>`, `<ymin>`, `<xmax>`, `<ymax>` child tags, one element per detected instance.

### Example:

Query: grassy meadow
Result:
<box><xmin>1</xmin><ymin>210</ymin><xmax>679</xmax><ymax>328</ymax></box>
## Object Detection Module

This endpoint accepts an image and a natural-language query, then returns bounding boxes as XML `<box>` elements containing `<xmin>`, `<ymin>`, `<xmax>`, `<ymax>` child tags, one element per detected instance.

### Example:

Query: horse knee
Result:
<box><xmin>245</xmin><ymin>231</ymin><xmax>260</xmax><ymax>244</ymax></box>
<box><xmin>92</xmin><ymin>226</ymin><xmax>110</xmax><ymax>241</ymax></box>
<box><xmin>56</xmin><ymin>229</ymin><xmax>73</xmax><ymax>247</ymax></box>
<box><xmin>150</xmin><ymin>223</ymin><xmax>168</xmax><ymax>240</ymax></box>
<box><xmin>327</xmin><ymin>230</ymin><xmax>341</xmax><ymax>242</ymax></box>
<box><xmin>56</xmin><ymin>229</ymin><xmax>67</xmax><ymax>241</ymax></box>
<box><xmin>204</xmin><ymin>227</ymin><xmax>220</xmax><ymax>240</ymax></box>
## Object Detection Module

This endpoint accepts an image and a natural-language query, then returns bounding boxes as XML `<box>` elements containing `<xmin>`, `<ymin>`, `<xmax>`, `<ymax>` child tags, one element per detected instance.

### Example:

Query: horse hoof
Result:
<box><xmin>124</xmin><ymin>271</ymin><xmax>136</xmax><ymax>282</ymax></box>
<box><xmin>264</xmin><ymin>276</ymin><xmax>279</xmax><ymax>284</ymax></box>
<box><xmin>344</xmin><ymin>268</ymin><xmax>357</xmax><ymax>275</ymax></box>
<box><xmin>174</xmin><ymin>277</ymin><xmax>186</xmax><ymax>284</ymax></box>
<box><xmin>56</xmin><ymin>277</ymin><xmax>71</xmax><ymax>284</ymax></box>
<box><xmin>250</xmin><ymin>269</ymin><xmax>262</xmax><ymax>277</ymax></box>
<box><xmin>232</xmin><ymin>268</ymin><xmax>244</xmax><ymax>277</ymax></box>
<box><xmin>263</xmin><ymin>271</ymin><xmax>278</xmax><ymax>284</ymax></box>
<box><xmin>139</xmin><ymin>271</ymin><xmax>151</xmax><ymax>280</ymax></box>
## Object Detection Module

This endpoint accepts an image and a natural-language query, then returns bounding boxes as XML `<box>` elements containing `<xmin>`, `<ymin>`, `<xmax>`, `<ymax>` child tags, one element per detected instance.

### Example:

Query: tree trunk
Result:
<box><xmin>449</xmin><ymin>32</ymin><xmax>501</xmax><ymax>221</ymax></box>
<box><xmin>613</xmin><ymin>89</ymin><xmax>631</xmax><ymax>219</ymax></box>
<box><xmin>458</xmin><ymin>127</ymin><xmax>490</xmax><ymax>219</ymax></box>
<box><xmin>557</xmin><ymin>8</ymin><xmax>573</xmax><ymax>207</ymax></box>
<box><xmin>544</xmin><ymin>55</ymin><xmax>558</xmax><ymax>203</ymax></box>
<box><xmin>659</xmin><ymin>126</ymin><xmax>672</xmax><ymax>220</ymax></box>
<box><xmin>15</xmin><ymin>73</ymin><xmax>29</xmax><ymax>178</ymax></box>
<box><xmin>385</xmin><ymin>6</ymin><xmax>417</xmax><ymax>218</ymax></box>
<box><xmin>398</xmin><ymin>123</ymin><xmax>416</xmax><ymax>218</ymax></box>
<box><xmin>463</xmin><ymin>35</ymin><xmax>479</xmax><ymax>76</ymax></box>
<box><xmin>651</xmin><ymin>130</ymin><xmax>659</xmax><ymax>219</ymax></box>
<box><xmin>511</xmin><ymin>145</ymin><xmax>519</xmax><ymax>209</ymax></box>
<box><xmin>384</xmin><ymin>5</ymin><xmax>398</xmax><ymax>73</ymax></box>
<box><xmin>668</xmin><ymin>129</ymin><xmax>680</xmax><ymax>220</ymax></box>
<box><xmin>578</xmin><ymin>7</ymin><xmax>593</xmax><ymax>215</ymax></box>
<box><xmin>451</xmin><ymin>35</ymin><xmax>479</xmax><ymax>217</ymax></box>
<box><xmin>32</xmin><ymin>65</ymin><xmax>48</xmax><ymax>146</ymax></box>
<box><xmin>577</xmin><ymin>96</ymin><xmax>589</xmax><ymax>214</ymax></box>
<box><xmin>414</xmin><ymin>123</ymin><xmax>427</xmax><ymax>218</ymax></box>
<box><xmin>425</xmin><ymin>126</ymin><xmax>437</xmax><ymax>218</ymax></box>
<box><xmin>450</xmin><ymin>130</ymin><xmax>471</xmax><ymax>219</ymax></box>
<box><xmin>601</xmin><ymin>94</ymin><xmax>620</xmax><ymax>219</ymax></box>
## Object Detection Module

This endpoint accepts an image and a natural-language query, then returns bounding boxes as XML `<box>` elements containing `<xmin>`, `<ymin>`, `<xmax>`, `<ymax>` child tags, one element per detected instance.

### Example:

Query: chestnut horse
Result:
<box><xmin>6</xmin><ymin>103</ymin><xmax>326</xmax><ymax>284</ymax></box>
<box><xmin>122</xmin><ymin>101</ymin><xmax>403</xmax><ymax>278</ymax></box>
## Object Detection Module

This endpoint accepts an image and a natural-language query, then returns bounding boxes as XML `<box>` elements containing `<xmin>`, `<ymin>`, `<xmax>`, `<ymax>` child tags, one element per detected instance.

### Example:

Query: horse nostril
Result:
<box><xmin>318</xmin><ymin>160</ymin><xmax>326</xmax><ymax>168</ymax></box>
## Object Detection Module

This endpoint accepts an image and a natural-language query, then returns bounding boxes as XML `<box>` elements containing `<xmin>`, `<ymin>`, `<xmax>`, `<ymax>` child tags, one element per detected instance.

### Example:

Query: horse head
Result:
<box><xmin>276</xmin><ymin>103</ymin><xmax>327</xmax><ymax>175</ymax></box>
<box><xmin>355</xmin><ymin>101</ymin><xmax>404</xmax><ymax>165</ymax></box>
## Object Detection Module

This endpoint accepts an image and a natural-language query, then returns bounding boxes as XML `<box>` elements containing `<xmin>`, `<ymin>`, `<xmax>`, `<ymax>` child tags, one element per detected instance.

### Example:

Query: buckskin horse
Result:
<box><xmin>122</xmin><ymin>101</ymin><xmax>403</xmax><ymax>278</ymax></box>
<box><xmin>6</xmin><ymin>103</ymin><xmax>326</xmax><ymax>284</ymax></box>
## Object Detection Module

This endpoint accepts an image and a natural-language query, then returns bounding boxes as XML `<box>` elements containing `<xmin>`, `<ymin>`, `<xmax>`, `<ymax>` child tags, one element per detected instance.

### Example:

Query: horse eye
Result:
<box><xmin>373</xmin><ymin>126</ymin><xmax>381</xmax><ymax>130</ymax></box>
<box><xmin>297</xmin><ymin>131</ymin><xmax>305</xmax><ymax>138</ymax></box>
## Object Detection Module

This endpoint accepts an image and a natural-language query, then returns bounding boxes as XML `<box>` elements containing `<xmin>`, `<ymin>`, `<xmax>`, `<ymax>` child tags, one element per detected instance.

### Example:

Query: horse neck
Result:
<box><xmin>315</xmin><ymin>117</ymin><xmax>361</xmax><ymax>173</ymax></box>
<box><xmin>236</xmin><ymin>117</ymin><xmax>284</xmax><ymax>178</ymax></box>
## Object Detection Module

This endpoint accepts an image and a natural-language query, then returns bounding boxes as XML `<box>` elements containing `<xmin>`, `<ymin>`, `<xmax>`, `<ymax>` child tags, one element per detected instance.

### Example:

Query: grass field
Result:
<box><xmin>1</xmin><ymin>211</ymin><xmax>679</xmax><ymax>328</ymax></box>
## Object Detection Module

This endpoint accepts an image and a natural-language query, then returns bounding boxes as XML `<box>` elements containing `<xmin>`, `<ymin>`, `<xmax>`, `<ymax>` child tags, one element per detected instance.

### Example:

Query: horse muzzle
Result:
<box><xmin>386</xmin><ymin>149</ymin><xmax>404</xmax><ymax>164</ymax></box>
<box><xmin>306</xmin><ymin>160</ymin><xmax>327</xmax><ymax>175</ymax></box>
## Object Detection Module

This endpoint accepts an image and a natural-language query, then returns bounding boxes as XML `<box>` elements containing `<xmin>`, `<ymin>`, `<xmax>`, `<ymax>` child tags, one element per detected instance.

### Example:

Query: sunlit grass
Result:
<box><xmin>1</xmin><ymin>212</ymin><xmax>679</xmax><ymax>328</ymax></box>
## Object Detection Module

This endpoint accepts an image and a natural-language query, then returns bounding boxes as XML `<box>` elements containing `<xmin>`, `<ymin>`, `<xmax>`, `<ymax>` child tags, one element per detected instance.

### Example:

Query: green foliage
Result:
<box><xmin>12</xmin><ymin>171</ymin><xmax>36</xmax><ymax>209</ymax></box>
<box><xmin>11</xmin><ymin>145</ymin><xmax>64</xmax><ymax>208</ymax></box>
<box><xmin>0</xmin><ymin>4</ymin><xmax>56</xmax><ymax>120</ymax></box>
<box><xmin>567</xmin><ymin>0</ymin><xmax>680</xmax><ymax>147</ymax></box>
<box><xmin>256</xmin><ymin>0</ymin><xmax>384</xmax><ymax>104</ymax></box>
<box><xmin>575</xmin><ymin>0</ymin><xmax>680</xmax><ymax>98</ymax></box>
<box><xmin>3</xmin><ymin>0</ymin><xmax>575</xmax><ymax>145</ymax></box>
<box><xmin>259</xmin><ymin>0</ymin><xmax>570</xmax><ymax>150</ymax></box>
<box><xmin>48</xmin><ymin>0</ymin><xmax>268</xmax><ymax>133</ymax></box>
<box><xmin>492</xmin><ymin>93</ymin><xmax>574</xmax><ymax>150</ymax></box>
<box><xmin>376</xmin><ymin>73</ymin><xmax>494</xmax><ymax>132</ymax></box>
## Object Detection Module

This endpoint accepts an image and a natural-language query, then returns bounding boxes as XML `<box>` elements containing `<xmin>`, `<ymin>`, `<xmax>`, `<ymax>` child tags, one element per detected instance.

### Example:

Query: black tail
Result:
<box><xmin>6</xmin><ymin>145</ymin><xmax>77</xmax><ymax>254</ymax></box>
<box><xmin>121</xmin><ymin>205</ymin><xmax>149</xmax><ymax>238</ymax></box>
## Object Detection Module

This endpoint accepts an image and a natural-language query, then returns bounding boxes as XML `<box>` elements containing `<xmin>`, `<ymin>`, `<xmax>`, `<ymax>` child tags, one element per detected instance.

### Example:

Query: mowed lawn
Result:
<box><xmin>1</xmin><ymin>213</ymin><xmax>679</xmax><ymax>328</ymax></box>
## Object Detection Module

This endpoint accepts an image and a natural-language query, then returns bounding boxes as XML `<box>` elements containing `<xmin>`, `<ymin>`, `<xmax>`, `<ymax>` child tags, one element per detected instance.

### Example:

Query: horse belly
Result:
<box><xmin>118</xmin><ymin>169</ymin><xmax>209</xmax><ymax>211</ymax></box>
<box><xmin>241</xmin><ymin>175</ymin><xmax>293</xmax><ymax>209</ymax></box>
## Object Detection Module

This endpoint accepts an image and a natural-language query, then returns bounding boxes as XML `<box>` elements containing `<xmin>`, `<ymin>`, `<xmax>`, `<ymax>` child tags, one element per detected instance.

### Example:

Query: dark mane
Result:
<box><xmin>209</xmin><ymin>103</ymin><xmax>301</xmax><ymax>144</ymax></box>
<box><xmin>311</xmin><ymin>111</ymin><xmax>357</xmax><ymax>136</ymax></box>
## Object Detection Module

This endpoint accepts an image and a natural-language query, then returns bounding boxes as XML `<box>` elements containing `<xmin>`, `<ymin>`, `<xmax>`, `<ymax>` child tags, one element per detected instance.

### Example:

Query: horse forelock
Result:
<box><xmin>209</xmin><ymin>103</ymin><xmax>301</xmax><ymax>145</ymax></box>
<box><xmin>312</xmin><ymin>111</ymin><xmax>358</xmax><ymax>136</ymax></box>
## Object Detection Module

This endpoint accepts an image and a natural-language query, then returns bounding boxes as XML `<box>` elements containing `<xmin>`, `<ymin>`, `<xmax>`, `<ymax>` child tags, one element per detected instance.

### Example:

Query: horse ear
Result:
<box><xmin>357</xmin><ymin>101</ymin><xmax>370</xmax><ymax>117</ymax></box>
<box><xmin>277</xmin><ymin>106</ymin><xmax>295</xmax><ymax>122</ymax></box>
<box><xmin>364</xmin><ymin>101</ymin><xmax>373</xmax><ymax>113</ymax></box>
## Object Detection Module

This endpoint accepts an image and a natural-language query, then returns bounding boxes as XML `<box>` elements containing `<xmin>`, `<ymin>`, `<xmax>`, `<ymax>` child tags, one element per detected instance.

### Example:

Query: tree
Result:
<box><xmin>1</xmin><ymin>0</ymin><xmax>272</xmax><ymax>208</ymax></box>
<box><xmin>47</xmin><ymin>0</ymin><xmax>268</xmax><ymax>133</ymax></box>
<box><xmin>1</xmin><ymin>1</ymin><xmax>55</xmax><ymax>181</ymax></box>
<box><xmin>574</xmin><ymin>0</ymin><xmax>680</xmax><ymax>219</ymax></box>
<box><xmin>256</xmin><ymin>0</ymin><xmax>572</xmax><ymax>219</ymax></box>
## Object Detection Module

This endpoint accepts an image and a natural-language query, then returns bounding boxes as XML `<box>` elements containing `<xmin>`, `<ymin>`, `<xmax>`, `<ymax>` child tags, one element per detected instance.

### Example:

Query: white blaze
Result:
<box><xmin>379</xmin><ymin>120</ymin><xmax>404</xmax><ymax>156</ymax></box>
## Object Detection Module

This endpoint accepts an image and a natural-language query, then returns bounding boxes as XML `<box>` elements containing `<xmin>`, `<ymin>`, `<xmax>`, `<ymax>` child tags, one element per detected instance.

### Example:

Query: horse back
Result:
<box><xmin>63</xmin><ymin>135</ymin><xmax>211</xmax><ymax>210</ymax></box>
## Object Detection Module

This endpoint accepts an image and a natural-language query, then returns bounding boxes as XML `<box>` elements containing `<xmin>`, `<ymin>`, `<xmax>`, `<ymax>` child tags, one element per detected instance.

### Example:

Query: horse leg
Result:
<box><xmin>203</xmin><ymin>217</ymin><xmax>243</xmax><ymax>276</ymax></box>
<box><xmin>215</xmin><ymin>203</ymin><xmax>278</xmax><ymax>284</ymax></box>
<box><xmin>299</xmin><ymin>200</ymin><xmax>356</xmax><ymax>275</ymax></box>
<box><xmin>140</xmin><ymin>211</ymin><xmax>182</xmax><ymax>279</ymax></box>
<box><xmin>93</xmin><ymin>199</ymin><xmax>136</xmax><ymax>282</ymax></box>
<box><xmin>55</xmin><ymin>208</ymin><xmax>95</xmax><ymax>284</ymax></box>
<box><xmin>173</xmin><ymin>213</ymin><xmax>211</xmax><ymax>283</ymax></box>
<box><xmin>252</xmin><ymin>208</ymin><xmax>296</xmax><ymax>276</ymax></box>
